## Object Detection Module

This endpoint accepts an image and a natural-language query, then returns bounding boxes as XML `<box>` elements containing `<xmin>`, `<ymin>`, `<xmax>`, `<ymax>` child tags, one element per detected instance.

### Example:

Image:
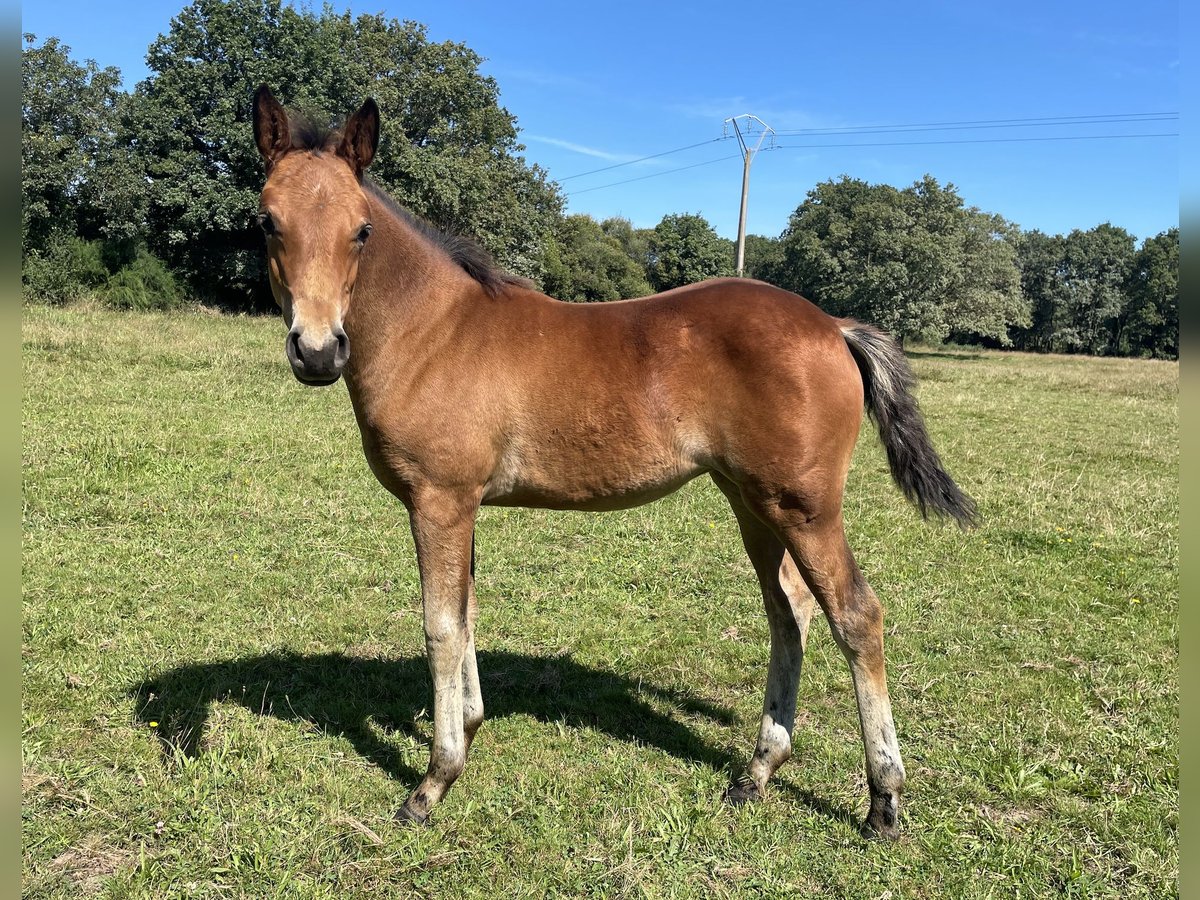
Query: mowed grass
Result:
<box><xmin>22</xmin><ymin>303</ymin><xmax>1177</xmax><ymax>898</ymax></box>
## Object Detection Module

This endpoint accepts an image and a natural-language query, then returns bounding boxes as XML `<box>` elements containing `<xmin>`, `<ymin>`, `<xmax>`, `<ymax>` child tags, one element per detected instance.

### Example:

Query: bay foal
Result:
<box><xmin>252</xmin><ymin>86</ymin><xmax>975</xmax><ymax>839</ymax></box>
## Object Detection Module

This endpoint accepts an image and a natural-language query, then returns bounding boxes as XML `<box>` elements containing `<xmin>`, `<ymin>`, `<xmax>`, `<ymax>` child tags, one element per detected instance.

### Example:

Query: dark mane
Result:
<box><xmin>363</xmin><ymin>180</ymin><xmax>532</xmax><ymax>298</ymax></box>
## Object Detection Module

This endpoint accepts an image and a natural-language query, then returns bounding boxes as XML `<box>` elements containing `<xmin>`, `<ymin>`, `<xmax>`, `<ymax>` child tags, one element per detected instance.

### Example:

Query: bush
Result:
<box><xmin>22</xmin><ymin>235</ymin><xmax>109</xmax><ymax>304</ymax></box>
<box><xmin>103</xmin><ymin>249</ymin><xmax>186</xmax><ymax>311</ymax></box>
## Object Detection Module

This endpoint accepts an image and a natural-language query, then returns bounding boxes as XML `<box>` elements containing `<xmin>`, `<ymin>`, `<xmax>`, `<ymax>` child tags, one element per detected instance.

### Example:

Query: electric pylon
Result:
<box><xmin>723</xmin><ymin>114</ymin><xmax>775</xmax><ymax>277</ymax></box>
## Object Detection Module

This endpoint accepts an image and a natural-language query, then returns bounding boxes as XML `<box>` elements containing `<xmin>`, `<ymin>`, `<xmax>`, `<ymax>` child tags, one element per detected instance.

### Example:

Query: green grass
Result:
<box><xmin>23</xmin><ymin>304</ymin><xmax>1177</xmax><ymax>898</ymax></box>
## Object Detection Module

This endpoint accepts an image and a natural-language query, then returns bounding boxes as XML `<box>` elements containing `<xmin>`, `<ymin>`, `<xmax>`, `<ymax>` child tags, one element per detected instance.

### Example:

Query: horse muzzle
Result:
<box><xmin>286</xmin><ymin>325</ymin><xmax>350</xmax><ymax>386</ymax></box>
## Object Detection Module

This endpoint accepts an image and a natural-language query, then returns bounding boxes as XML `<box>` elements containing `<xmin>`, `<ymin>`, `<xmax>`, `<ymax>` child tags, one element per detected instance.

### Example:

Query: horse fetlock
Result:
<box><xmin>869</xmin><ymin>739</ymin><xmax>906</xmax><ymax>789</ymax></box>
<box><xmin>750</xmin><ymin>733</ymin><xmax>792</xmax><ymax>782</ymax></box>
<box><xmin>432</xmin><ymin>751</ymin><xmax>465</xmax><ymax>781</ymax></box>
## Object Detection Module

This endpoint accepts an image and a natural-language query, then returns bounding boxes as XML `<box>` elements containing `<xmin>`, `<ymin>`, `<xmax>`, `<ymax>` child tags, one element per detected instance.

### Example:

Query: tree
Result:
<box><xmin>599</xmin><ymin>216</ymin><xmax>652</xmax><ymax>279</ymax></box>
<box><xmin>742</xmin><ymin>234</ymin><xmax>784</xmax><ymax>283</ymax></box>
<box><xmin>1058</xmin><ymin>224</ymin><xmax>1136</xmax><ymax>355</ymax></box>
<box><xmin>541</xmin><ymin>214</ymin><xmax>652</xmax><ymax>302</ymax></box>
<box><xmin>22</xmin><ymin>34</ymin><xmax>156</xmax><ymax>303</ymax></box>
<box><xmin>770</xmin><ymin>175</ymin><xmax>1026</xmax><ymax>344</ymax></box>
<box><xmin>128</xmin><ymin>0</ymin><xmax>562</xmax><ymax>305</ymax></box>
<box><xmin>1121</xmin><ymin>228</ymin><xmax>1178</xmax><ymax>358</ymax></box>
<box><xmin>943</xmin><ymin>210</ymin><xmax>1027</xmax><ymax>345</ymax></box>
<box><xmin>772</xmin><ymin>177</ymin><xmax>923</xmax><ymax>337</ymax></box>
<box><xmin>646</xmin><ymin>213</ymin><xmax>733</xmax><ymax>291</ymax></box>
<box><xmin>21</xmin><ymin>34</ymin><xmax>125</xmax><ymax>254</ymax></box>
<box><xmin>1010</xmin><ymin>230</ymin><xmax>1068</xmax><ymax>352</ymax></box>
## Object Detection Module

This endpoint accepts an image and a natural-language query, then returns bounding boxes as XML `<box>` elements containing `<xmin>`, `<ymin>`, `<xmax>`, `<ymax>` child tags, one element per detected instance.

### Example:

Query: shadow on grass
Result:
<box><xmin>129</xmin><ymin>650</ymin><xmax>740</xmax><ymax>786</ymax></box>
<box><xmin>129</xmin><ymin>650</ymin><xmax>863</xmax><ymax>828</ymax></box>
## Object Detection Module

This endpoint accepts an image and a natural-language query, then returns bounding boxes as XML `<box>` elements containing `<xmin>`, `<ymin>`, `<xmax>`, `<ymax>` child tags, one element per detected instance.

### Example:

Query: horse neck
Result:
<box><xmin>343</xmin><ymin>193</ymin><xmax>474</xmax><ymax>385</ymax></box>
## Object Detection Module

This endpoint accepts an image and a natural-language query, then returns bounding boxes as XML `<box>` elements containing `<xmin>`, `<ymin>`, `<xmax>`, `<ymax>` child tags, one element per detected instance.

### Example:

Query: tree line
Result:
<box><xmin>22</xmin><ymin>0</ymin><xmax>1177</xmax><ymax>358</ymax></box>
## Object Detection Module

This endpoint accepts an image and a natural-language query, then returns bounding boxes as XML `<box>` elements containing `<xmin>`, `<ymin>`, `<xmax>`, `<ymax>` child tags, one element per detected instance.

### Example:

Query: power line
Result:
<box><xmin>772</xmin><ymin>111</ymin><xmax>1178</xmax><ymax>135</ymax></box>
<box><xmin>565</xmin><ymin>153</ymin><xmax>741</xmax><ymax>196</ymax></box>
<box><xmin>557</xmin><ymin>138</ymin><xmax>728</xmax><ymax>181</ymax></box>
<box><xmin>771</xmin><ymin>115</ymin><xmax>1177</xmax><ymax>138</ymax></box>
<box><xmin>554</xmin><ymin>111</ymin><xmax>1180</xmax><ymax>192</ymax></box>
<box><xmin>768</xmin><ymin>132</ymin><xmax>1178</xmax><ymax>150</ymax></box>
<box><xmin>563</xmin><ymin>131</ymin><xmax>1176</xmax><ymax>198</ymax></box>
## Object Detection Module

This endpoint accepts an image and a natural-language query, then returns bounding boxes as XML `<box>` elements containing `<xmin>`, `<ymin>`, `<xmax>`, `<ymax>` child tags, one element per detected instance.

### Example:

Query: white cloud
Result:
<box><xmin>523</xmin><ymin>134</ymin><xmax>638</xmax><ymax>162</ymax></box>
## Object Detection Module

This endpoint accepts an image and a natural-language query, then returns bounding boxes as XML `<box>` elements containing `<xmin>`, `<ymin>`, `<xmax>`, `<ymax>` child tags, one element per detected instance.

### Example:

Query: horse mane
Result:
<box><xmin>283</xmin><ymin>110</ymin><xmax>531</xmax><ymax>298</ymax></box>
<box><xmin>287</xmin><ymin>114</ymin><xmax>336</xmax><ymax>154</ymax></box>
<box><xmin>363</xmin><ymin>181</ymin><xmax>533</xmax><ymax>298</ymax></box>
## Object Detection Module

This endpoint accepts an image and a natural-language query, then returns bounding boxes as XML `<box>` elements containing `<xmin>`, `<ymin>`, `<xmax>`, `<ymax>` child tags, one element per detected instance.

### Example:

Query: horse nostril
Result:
<box><xmin>333</xmin><ymin>327</ymin><xmax>350</xmax><ymax>368</ymax></box>
<box><xmin>286</xmin><ymin>329</ymin><xmax>303</xmax><ymax>368</ymax></box>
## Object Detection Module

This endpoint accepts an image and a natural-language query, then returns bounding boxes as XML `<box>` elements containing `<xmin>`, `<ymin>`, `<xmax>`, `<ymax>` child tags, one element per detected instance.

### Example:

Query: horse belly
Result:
<box><xmin>482</xmin><ymin>435</ymin><xmax>706</xmax><ymax>512</ymax></box>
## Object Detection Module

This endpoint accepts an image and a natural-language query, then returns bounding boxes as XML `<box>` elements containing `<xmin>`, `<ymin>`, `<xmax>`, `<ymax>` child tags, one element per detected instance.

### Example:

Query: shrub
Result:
<box><xmin>22</xmin><ymin>235</ymin><xmax>109</xmax><ymax>304</ymax></box>
<box><xmin>103</xmin><ymin>249</ymin><xmax>186</xmax><ymax>311</ymax></box>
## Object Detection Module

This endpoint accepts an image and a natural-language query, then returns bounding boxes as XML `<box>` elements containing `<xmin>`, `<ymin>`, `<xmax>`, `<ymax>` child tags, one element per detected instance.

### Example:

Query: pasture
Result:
<box><xmin>22</xmin><ymin>304</ymin><xmax>1177</xmax><ymax>897</ymax></box>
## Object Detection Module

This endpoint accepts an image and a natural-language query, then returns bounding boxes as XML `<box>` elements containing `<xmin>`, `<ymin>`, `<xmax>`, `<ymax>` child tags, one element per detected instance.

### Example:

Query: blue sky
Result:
<box><xmin>22</xmin><ymin>0</ymin><xmax>1179</xmax><ymax>243</ymax></box>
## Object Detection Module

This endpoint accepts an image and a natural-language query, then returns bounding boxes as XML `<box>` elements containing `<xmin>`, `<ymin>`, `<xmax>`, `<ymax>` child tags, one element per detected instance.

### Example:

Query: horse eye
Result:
<box><xmin>257</xmin><ymin>212</ymin><xmax>275</xmax><ymax>236</ymax></box>
<box><xmin>356</xmin><ymin>223</ymin><xmax>372</xmax><ymax>245</ymax></box>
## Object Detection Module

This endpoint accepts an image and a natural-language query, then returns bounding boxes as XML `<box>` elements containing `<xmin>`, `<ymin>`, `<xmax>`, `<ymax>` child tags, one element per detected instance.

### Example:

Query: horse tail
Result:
<box><xmin>839</xmin><ymin>321</ymin><xmax>977</xmax><ymax>528</ymax></box>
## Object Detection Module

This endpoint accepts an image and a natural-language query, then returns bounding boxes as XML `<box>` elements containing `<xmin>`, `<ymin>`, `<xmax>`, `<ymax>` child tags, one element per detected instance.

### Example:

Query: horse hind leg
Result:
<box><xmin>779</xmin><ymin>515</ymin><xmax>906</xmax><ymax>839</ymax></box>
<box><xmin>713</xmin><ymin>474</ymin><xmax>817</xmax><ymax>803</ymax></box>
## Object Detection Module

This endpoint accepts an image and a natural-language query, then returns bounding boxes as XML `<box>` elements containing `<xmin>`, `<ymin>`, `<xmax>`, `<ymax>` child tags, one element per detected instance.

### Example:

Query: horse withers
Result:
<box><xmin>251</xmin><ymin>85</ymin><xmax>975</xmax><ymax>839</ymax></box>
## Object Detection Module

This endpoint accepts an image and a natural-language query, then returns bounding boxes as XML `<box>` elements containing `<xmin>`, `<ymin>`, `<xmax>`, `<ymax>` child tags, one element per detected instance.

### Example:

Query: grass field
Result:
<box><xmin>22</xmin><ymin>303</ymin><xmax>1177</xmax><ymax>898</ymax></box>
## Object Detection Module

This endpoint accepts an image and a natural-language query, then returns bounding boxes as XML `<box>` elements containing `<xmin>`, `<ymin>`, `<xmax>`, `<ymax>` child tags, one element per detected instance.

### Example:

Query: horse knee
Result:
<box><xmin>425</xmin><ymin>615</ymin><xmax>467</xmax><ymax>649</ymax></box>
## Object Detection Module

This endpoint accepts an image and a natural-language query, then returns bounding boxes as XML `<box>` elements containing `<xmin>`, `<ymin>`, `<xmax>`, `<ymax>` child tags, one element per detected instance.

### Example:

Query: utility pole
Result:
<box><xmin>724</xmin><ymin>114</ymin><xmax>774</xmax><ymax>277</ymax></box>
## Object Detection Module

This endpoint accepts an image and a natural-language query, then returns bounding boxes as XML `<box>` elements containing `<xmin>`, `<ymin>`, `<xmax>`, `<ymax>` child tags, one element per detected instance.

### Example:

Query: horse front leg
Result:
<box><xmin>397</xmin><ymin>491</ymin><xmax>478</xmax><ymax>826</ymax></box>
<box><xmin>462</xmin><ymin>557</ymin><xmax>484</xmax><ymax>752</ymax></box>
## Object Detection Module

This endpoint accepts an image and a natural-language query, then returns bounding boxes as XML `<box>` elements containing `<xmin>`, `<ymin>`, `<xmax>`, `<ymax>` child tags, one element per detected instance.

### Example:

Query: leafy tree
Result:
<box><xmin>600</xmin><ymin>216</ymin><xmax>652</xmax><ymax>279</ymax></box>
<box><xmin>943</xmin><ymin>210</ymin><xmax>1027</xmax><ymax>345</ymax></box>
<box><xmin>22</xmin><ymin>34</ymin><xmax>157</xmax><ymax>301</ymax></box>
<box><xmin>773</xmin><ymin>177</ymin><xmax>922</xmax><ymax>336</ymax></box>
<box><xmin>742</xmin><ymin>234</ymin><xmax>784</xmax><ymax>283</ymax></box>
<box><xmin>21</xmin><ymin>34</ymin><xmax>124</xmax><ymax>254</ymax></box>
<box><xmin>771</xmin><ymin>175</ymin><xmax>1026</xmax><ymax>343</ymax></box>
<box><xmin>1011</xmin><ymin>224</ymin><xmax>1166</xmax><ymax>357</ymax></box>
<box><xmin>1010</xmin><ymin>230</ymin><xmax>1068</xmax><ymax>352</ymax></box>
<box><xmin>1057</xmin><ymin>224</ymin><xmax>1136</xmax><ymax>355</ymax></box>
<box><xmin>646</xmin><ymin>213</ymin><xmax>733</xmax><ymax>291</ymax></box>
<box><xmin>1121</xmin><ymin>228</ymin><xmax>1178</xmax><ymax>358</ymax></box>
<box><xmin>541</xmin><ymin>214</ymin><xmax>652</xmax><ymax>302</ymax></box>
<box><xmin>129</xmin><ymin>0</ymin><xmax>562</xmax><ymax>305</ymax></box>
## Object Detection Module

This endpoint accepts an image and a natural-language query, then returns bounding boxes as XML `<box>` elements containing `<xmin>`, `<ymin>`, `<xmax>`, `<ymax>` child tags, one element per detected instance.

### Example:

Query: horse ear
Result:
<box><xmin>253</xmin><ymin>84</ymin><xmax>290</xmax><ymax>171</ymax></box>
<box><xmin>337</xmin><ymin>98</ymin><xmax>379</xmax><ymax>179</ymax></box>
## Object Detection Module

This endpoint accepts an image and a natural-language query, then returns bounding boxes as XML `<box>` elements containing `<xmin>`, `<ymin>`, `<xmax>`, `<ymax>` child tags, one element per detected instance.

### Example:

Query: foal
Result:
<box><xmin>252</xmin><ymin>86</ymin><xmax>975</xmax><ymax>839</ymax></box>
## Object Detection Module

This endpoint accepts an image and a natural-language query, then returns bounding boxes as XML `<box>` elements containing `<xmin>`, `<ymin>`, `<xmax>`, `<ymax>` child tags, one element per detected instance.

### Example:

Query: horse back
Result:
<box><xmin>477</xmin><ymin>278</ymin><xmax>864</xmax><ymax>510</ymax></box>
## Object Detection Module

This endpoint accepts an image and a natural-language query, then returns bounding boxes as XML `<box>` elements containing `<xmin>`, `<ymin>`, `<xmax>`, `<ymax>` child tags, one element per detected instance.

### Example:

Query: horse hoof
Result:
<box><xmin>859</xmin><ymin>818</ymin><xmax>900</xmax><ymax>841</ymax></box>
<box><xmin>723</xmin><ymin>779</ymin><xmax>762</xmax><ymax>805</ymax></box>
<box><xmin>395</xmin><ymin>805</ymin><xmax>429</xmax><ymax>827</ymax></box>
